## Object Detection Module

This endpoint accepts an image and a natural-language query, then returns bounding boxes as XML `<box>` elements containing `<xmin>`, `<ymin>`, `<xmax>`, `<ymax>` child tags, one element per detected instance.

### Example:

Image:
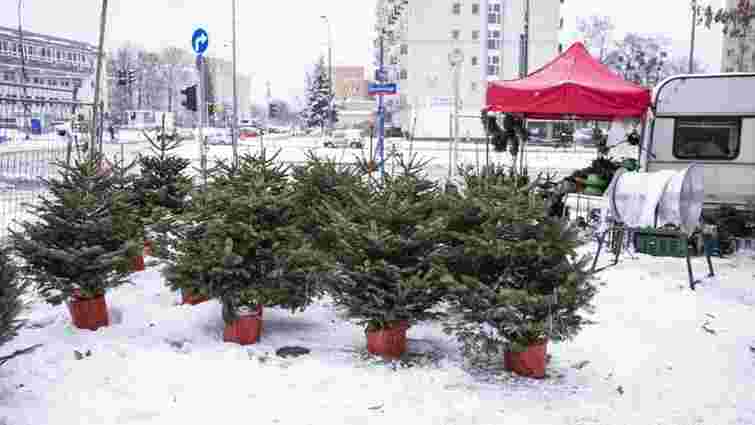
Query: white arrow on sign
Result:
<box><xmin>194</xmin><ymin>33</ymin><xmax>208</xmax><ymax>53</ymax></box>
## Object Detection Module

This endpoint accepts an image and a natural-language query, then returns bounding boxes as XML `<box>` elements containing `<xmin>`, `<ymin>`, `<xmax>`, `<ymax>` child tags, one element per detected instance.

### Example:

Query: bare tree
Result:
<box><xmin>604</xmin><ymin>33</ymin><xmax>673</xmax><ymax>86</ymax></box>
<box><xmin>160</xmin><ymin>47</ymin><xmax>192</xmax><ymax>113</ymax></box>
<box><xmin>577</xmin><ymin>15</ymin><xmax>615</xmax><ymax>62</ymax></box>
<box><xmin>700</xmin><ymin>0</ymin><xmax>755</xmax><ymax>71</ymax></box>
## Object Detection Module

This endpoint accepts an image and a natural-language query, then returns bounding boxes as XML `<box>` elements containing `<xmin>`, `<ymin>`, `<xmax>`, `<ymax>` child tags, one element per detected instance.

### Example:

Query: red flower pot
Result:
<box><xmin>144</xmin><ymin>240</ymin><xmax>153</xmax><ymax>257</ymax></box>
<box><xmin>223</xmin><ymin>305</ymin><xmax>264</xmax><ymax>345</ymax></box>
<box><xmin>131</xmin><ymin>255</ymin><xmax>145</xmax><ymax>272</ymax></box>
<box><xmin>366</xmin><ymin>320</ymin><xmax>409</xmax><ymax>359</ymax></box>
<box><xmin>504</xmin><ymin>341</ymin><xmax>548</xmax><ymax>379</ymax></box>
<box><xmin>181</xmin><ymin>289</ymin><xmax>210</xmax><ymax>306</ymax></box>
<box><xmin>67</xmin><ymin>291</ymin><xmax>109</xmax><ymax>331</ymax></box>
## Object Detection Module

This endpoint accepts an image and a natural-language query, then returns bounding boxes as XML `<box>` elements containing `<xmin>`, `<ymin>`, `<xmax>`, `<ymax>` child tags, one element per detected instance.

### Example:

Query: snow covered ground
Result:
<box><xmin>0</xmin><ymin>247</ymin><xmax>753</xmax><ymax>425</ymax></box>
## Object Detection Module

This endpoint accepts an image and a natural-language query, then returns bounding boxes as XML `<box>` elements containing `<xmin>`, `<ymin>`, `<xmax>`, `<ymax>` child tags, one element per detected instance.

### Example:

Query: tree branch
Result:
<box><xmin>0</xmin><ymin>344</ymin><xmax>43</xmax><ymax>367</ymax></box>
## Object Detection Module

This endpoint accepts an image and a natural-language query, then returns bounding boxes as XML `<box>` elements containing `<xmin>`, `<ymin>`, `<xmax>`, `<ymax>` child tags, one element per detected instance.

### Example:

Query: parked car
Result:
<box><xmin>204</xmin><ymin>128</ymin><xmax>231</xmax><ymax>145</ymax></box>
<box><xmin>574</xmin><ymin>127</ymin><xmax>606</xmax><ymax>146</ymax></box>
<box><xmin>239</xmin><ymin>127</ymin><xmax>258</xmax><ymax>140</ymax></box>
<box><xmin>323</xmin><ymin>129</ymin><xmax>364</xmax><ymax>148</ymax></box>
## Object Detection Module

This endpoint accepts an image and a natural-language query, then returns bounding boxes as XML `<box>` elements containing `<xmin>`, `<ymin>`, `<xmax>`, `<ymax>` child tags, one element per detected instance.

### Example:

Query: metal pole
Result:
<box><xmin>453</xmin><ymin>61</ymin><xmax>460</xmax><ymax>177</ymax></box>
<box><xmin>689</xmin><ymin>0</ymin><xmax>698</xmax><ymax>74</ymax></box>
<box><xmin>321</xmin><ymin>16</ymin><xmax>333</xmax><ymax>133</ymax></box>
<box><xmin>198</xmin><ymin>56</ymin><xmax>207</xmax><ymax>188</ymax></box>
<box><xmin>91</xmin><ymin>0</ymin><xmax>109</xmax><ymax>159</ymax></box>
<box><xmin>378</xmin><ymin>34</ymin><xmax>386</xmax><ymax>179</ymax></box>
<box><xmin>521</xmin><ymin>0</ymin><xmax>530</xmax><ymax>77</ymax></box>
<box><xmin>231</xmin><ymin>0</ymin><xmax>239</xmax><ymax>167</ymax></box>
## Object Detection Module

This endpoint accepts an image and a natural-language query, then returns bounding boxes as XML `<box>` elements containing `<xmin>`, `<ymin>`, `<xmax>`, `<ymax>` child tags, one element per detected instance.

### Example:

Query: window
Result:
<box><xmin>400</xmin><ymin>44</ymin><xmax>408</xmax><ymax>55</ymax></box>
<box><xmin>725</xmin><ymin>67</ymin><xmax>735</xmax><ymax>72</ymax></box>
<box><xmin>560</xmin><ymin>17</ymin><xmax>564</xmax><ymax>29</ymax></box>
<box><xmin>727</xmin><ymin>48</ymin><xmax>735</xmax><ymax>57</ymax></box>
<box><xmin>472</xmin><ymin>30</ymin><xmax>480</xmax><ymax>40</ymax></box>
<box><xmin>452</xmin><ymin>2</ymin><xmax>461</xmax><ymax>14</ymax></box>
<box><xmin>673</xmin><ymin>117</ymin><xmax>741</xmax><ymax>160</ymax></box>
<box><xmin>471</xmin><ymin>82</ymin><xmax>478</xmax><ymax>91</ymax></box>
<box><xmin>400</xmin><ymin>69</ymin><xmax>408</xmax><ymax>80</ymax></box>
<box><xmin>472</xmin><ymin>3</ymin><xmax>480</xmax><ymax>14</ymax></box>
<box><xmin>3</xmin><ymin>73</ymin><xmax>13</xmax><ymax>82</ymax></box>
<box><xmin>471</xmin><ymin>56</ymin><xmax>478</xmax><ymax>66</ymax></box>
<box><xmin>488</xmin><ymin>3</ymin><xmax>501</xmax><ymax>24</ymax></box>
<box><xmin>451</xmin><ymin>30</ymin><xmax>460</xmax><ymax>40</ymax></box>
<box><xmin>488</xmin><ymin>30</ymin><xmax>501</xmax><ymax>49</ymax></box>
<box><xmin>487</xmin><ymin>55</ymin><xmax>500</xmax><ymax>76</ymax></box>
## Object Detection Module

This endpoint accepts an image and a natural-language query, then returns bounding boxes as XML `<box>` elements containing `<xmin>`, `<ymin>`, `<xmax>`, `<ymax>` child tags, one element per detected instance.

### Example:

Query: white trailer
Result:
<box><xmin>642</xmin><ymin>73</ymin><xmax>755</xmax><ymax>209</ymax></box>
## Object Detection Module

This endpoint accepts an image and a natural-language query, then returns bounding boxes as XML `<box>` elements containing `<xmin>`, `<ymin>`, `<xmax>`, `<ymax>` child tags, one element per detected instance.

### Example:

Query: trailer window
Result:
<box><xmin>673</xmin><ymin>117</ymin><xmax>741</xmax><ymax>160</ymax></box>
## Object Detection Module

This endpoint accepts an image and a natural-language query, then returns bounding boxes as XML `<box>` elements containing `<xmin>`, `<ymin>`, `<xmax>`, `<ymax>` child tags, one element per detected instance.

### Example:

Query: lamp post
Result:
<box><xmin>231</xmin><ymin>0</ymin><xmax>239</xmax><ymax>167</ymax></box>
<box><xmin>449</xmin><ymin>49</ymin><xmax>464</xmax><ymax>179</ymax></box>
<box><xmin>320</xmin><ymin>15</ymin><xmax>333</xmax><ymax>133</ymax></box>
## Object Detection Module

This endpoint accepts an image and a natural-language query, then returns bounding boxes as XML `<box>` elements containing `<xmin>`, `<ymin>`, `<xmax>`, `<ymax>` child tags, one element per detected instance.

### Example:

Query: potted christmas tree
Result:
<box><xmin>11</xmin><ymin>155</ymin><xmax>133</xmax><ymax>331</ymax></box>
<box><xmin>320</xmin><ymin>155</ymin><xmax>448</xmax><ymax>359</ymax></box>
<box><xmin>164</xmin><ymin>150</ymin><xmax>322</xmax><ymax>344</ymax></box>
<box><xmin>434</xmin><ymin>167</ymin><xmax>596</xmax><ymax>378</ymax></box>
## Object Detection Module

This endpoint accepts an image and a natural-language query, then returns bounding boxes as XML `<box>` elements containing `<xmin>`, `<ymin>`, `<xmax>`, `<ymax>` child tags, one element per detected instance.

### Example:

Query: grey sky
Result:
<box><xmin>2</xmin><ymin>0</ymin><xmax>726</xmax><ymax>103</ymax></box>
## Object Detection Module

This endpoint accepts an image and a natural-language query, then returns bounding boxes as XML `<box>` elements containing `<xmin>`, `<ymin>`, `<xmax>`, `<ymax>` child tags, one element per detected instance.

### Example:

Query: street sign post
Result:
<box><xmin>192</xmin><ymin>28</ymin><xmax>209</xmax><ymax>55</ymax></box>
<box><xmin>192</xmin><ymin>28</ymin><xmax>209</xmax><ymax>187</ymax></box>
<box><xmin>368</xmin><ymin>82</ymin><xmax>398</xmax><ymax>96</ymax></box>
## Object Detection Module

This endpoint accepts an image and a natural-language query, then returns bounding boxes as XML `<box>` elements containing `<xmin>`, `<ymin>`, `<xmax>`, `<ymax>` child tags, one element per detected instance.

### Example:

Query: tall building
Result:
<box><xmin>721</xmin><ymin>0</ymin><xmax>755</xmax><ymax>72</ymax></box>
<box><xmin>334</xmin><ymin>66</ymin><xmax>368</xmax><ymax>99</ymax></box>
<box><xmin>375</xmin><ymin>0</ymin><xmax>562</xmax><ymax>139</ymax></box>
<box><xmin>0</xmin><ymin>25</ymin><xmax>105</xmax><ymax>125</ymax></box>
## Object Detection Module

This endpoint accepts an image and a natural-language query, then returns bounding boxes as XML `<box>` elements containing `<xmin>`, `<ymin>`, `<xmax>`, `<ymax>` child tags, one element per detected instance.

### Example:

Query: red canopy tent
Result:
<box><xmin>485</xmin><ymin>42</ymin><xmax>651</xmax><ymax>120</ymax></box>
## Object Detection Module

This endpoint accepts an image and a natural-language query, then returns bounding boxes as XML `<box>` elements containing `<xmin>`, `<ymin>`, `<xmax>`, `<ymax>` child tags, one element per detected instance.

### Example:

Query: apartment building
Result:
<box><xmin>721</xmin><ymin>0</ymin><xmax>755</xmax><ymax>72</ymax></box>
<box><xmin>375</xmin><ymin>0</ymin><xmax>562</xmax><ymax>139</ymax></box>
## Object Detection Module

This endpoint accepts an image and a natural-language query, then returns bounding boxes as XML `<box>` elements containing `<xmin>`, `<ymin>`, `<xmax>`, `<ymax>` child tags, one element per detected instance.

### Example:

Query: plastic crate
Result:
<box><xmin>635</xmin><ymin>231</ymin><xmax>689</xmax><ymax>258</ymax></box>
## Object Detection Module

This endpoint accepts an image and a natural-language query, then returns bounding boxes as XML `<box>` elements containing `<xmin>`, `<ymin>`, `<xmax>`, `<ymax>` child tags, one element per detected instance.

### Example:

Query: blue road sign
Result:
<box><xmin>192</xmin><ymin>28</ymin><xmax>209</xmax><ymax>55</ymax></box>
<box><xmin>368</xmin><ymin>82</ymin><xmax>397</xmax><ymax>96</ymax></box>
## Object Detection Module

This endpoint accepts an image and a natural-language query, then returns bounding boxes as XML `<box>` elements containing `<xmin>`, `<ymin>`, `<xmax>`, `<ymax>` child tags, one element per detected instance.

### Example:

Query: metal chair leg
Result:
<box><xmin>686</xmin><ymin>247</ymin><xmax>698</xmax><ymax>291</ymax></box>
<box><xmin>591</xmin><ymin>230</ymin><xmax>607</xmax><ymax>273</ymax></box>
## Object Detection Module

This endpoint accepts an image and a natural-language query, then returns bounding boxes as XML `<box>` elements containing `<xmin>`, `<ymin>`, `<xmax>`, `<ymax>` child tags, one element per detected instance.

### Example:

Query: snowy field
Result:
<box><xmin>0</xmin><ymin>247</ymin><xmax>753</xmax><ymax>424</ymax></box>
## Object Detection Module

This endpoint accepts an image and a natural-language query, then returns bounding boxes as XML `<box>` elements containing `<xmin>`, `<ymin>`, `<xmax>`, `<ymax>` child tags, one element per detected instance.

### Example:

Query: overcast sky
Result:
<box><xmin>1</xmin><ymin>0</ymin><xmax>725</xmax><ymax>103</ymax></box>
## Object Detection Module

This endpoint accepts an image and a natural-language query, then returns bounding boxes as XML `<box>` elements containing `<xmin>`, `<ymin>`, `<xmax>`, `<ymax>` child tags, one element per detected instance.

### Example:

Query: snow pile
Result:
<box><xmin>0</xmin><ymin>250</ymin><xmax>753</xmax><ymax>424</ymax></box>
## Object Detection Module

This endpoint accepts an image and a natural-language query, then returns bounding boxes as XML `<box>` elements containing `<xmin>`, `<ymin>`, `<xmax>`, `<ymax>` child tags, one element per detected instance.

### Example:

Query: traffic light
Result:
<box><xmin>180</xmin><ymin>85</ymin><xmax>197</xmax><ymax>112</ymax></box>
<box><xmin>269</xmin><ymin>102</ymin><xmax>280</xmax><ymax>119</ymax></box>
<box><xmin>116</xmin><ymin>69</ymin><xmax>127</xmax><ymax>86</ymax></box>
<box><xmin>208</xmin><ymin>103</ymin><xmax>216</xmax><ymax>116</ymax></box>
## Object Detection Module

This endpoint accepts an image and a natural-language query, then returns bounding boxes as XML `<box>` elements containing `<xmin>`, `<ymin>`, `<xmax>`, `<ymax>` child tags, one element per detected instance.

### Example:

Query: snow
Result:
<box><xmin>0</xmin><ymin>249</ymin><xmax>753</xmax><ymax>425</ymax></box>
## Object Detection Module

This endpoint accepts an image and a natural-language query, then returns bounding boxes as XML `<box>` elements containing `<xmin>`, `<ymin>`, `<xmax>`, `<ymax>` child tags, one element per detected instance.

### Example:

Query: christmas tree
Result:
<box><xmin>163</xmin><ymin>150</ymin><xmax>323</xmax><ymax>323</ymax></box>
<box><xmin>0</xmin><ymin>248</ymin><xmax>42</xmax><ymax>367</ymax></box>
<box><xmin>432</xmin><ymin>167</ymin><xmax>596</xmax><ymax>359</ymax></box>
<box><xmin>321</xmin><ymin>154</ymin><xmax>449</xmax><ymax>331</ymax></box>
<box><xmin>290</xmin><ymin>152</ymin><xmax>368</xmax><ymax>250</ymax></box>
<box><xmin>0</xmin><ymin>248</ymin><xmax>24</xmax><ymax>349</ymax></box>
<box><xmin>134</xmin><ymin>119</ymin><xmax>193</xmax><ymax>260</ymax></box>
<box><xmin>302</xmin><ymin>56</ymin><xmax>337</xmax><ymax>131</ymax></box>
<box><xmin>10</xmin><ymin>154</ymin><xmax>133</xmax><ymax>304</ymax></box>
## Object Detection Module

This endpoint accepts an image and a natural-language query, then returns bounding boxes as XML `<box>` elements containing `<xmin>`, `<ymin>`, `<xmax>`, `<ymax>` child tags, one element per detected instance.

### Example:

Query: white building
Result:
<box><xmin>0</xmin><ymin>25</ymin><xmax>105</xmax><ymax>126</ymax></box>
<box><xmin>375</xmin><ymin>0</ymin><xmax>563</xmax><ymax>139</ymax></box>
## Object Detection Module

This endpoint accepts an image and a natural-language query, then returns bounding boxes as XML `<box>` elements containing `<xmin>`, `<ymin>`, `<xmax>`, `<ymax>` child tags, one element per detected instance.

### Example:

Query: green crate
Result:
<box><xmin>635</xmin><ymin>231</ymin><xmax>689</xmax><ymax>258</ymax></box>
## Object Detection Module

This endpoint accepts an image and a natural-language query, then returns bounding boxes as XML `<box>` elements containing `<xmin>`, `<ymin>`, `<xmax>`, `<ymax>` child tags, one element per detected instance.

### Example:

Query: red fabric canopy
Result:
<box><xmin>485</xmin><ymin>42</ymin><xmax>651</xmax><ymax>120</ymax></box>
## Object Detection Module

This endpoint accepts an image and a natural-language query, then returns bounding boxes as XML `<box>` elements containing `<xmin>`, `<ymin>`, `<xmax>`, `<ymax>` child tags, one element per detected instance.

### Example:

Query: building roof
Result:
<box><xmin>0</xmin><ymin>25</ymin><xmax>96</xmax><ymax>52</ymax></box>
